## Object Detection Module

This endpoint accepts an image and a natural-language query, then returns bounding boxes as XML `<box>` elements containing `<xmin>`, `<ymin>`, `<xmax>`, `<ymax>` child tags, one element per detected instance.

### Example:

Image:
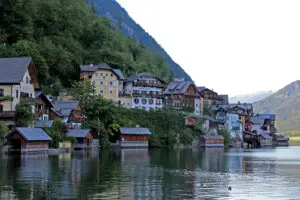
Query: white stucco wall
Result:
<box><xmin>0</xmin><ymin>69</ymin><xmax>35</xmax><ymax>111</ymax></box>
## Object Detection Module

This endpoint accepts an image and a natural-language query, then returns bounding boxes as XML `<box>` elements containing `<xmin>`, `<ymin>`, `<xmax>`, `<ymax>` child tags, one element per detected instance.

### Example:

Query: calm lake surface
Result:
<box><xmin>1</xmin><ymin>147</ymin><xmax>300</xmax><ymax>200</ymax></box>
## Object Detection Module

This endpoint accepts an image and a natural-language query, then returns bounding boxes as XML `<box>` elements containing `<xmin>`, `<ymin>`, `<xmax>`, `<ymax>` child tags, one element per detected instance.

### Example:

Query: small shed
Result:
<box><xmin>276</xmin><ymin>135</ymin><xmax>289</xmax><ymax>147</ymax></box>
<box><xmin>6</xmin><ymin>128</ymin><xmax>52</xmax><ymax>152</ymax></box>
<box><xmin>67</xmin><ymin>129</ymin><xmax>93</xmax><ymax>149</ymax></box>
<box><xmin>119</xmin><ymin>127</ymin><xmax>152</xmax><ymax>148</ymax></box>
<box><xmin>200</xmin><ymin>135</ymin><xmax>224</xmax><ymax>148</ymax></box>
<box><xmin>258</xmin><ymin>133</ymin><xmax>273</xmax><ymax>146</ymax></box>
<box><xmin>35</xmin><ymin>120</ymin><xmax>54</xmax><ymax>128</ymax></box>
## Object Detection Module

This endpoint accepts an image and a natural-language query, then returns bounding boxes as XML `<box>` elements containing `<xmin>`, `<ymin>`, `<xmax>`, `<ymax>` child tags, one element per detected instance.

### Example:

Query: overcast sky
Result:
<box><xmin>117</xmin><ymin>0</ymin><xmax>300</xmax><ymax>96</ymax></box>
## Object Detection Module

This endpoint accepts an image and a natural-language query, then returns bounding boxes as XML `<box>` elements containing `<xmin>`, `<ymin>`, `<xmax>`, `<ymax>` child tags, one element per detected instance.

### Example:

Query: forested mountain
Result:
<box><xmin>88</xmin><ymin>0</ymin><xmax>193</xmax><ymax>82</ymax></box>
<box><xmin>0</xmin><ymin>0</ymin><xmax>173</xmax><ymax>93</ymax></box>
<box><xmin>229</xmin><ymin>91</ymin><xmax>273</xmax><ymax>103</ymax></box>
<box><xmin>254</xmin><ymin>80</ymin><xmax>300</xmax><ymax>132</ymax></box>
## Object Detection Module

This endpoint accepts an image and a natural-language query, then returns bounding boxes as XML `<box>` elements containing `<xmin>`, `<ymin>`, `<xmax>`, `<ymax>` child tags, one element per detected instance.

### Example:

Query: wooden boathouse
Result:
<box><xmin>67</xmin><ymin>129</ymin><xmax>93</xmax><ymax>149</ymax></box>
<box><xmin>199</xmin><ymin>135</ymin><xmax>224</xmax><ymax>148</ymax></box>
<box><xmin>119</xmin><ymin>127</ymin><xmax>152</xmax><ymax>148</ymax></box>
<box><xmin>6</xmin><ymin>128</ymin><xmax>52</xmax><ymax>152</ymax></box>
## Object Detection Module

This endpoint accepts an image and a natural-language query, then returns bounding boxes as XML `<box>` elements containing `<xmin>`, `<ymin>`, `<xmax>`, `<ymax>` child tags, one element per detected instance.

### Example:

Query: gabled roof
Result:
<box><xmin>218</xmin><ymin>95</ymin><xmax>229</xmax><ymax>104</ymax></box>
<box><xmin>15</xmin><ymin>128</ymin><xmax>52</xmax><ymax>141</ymax></box>
<box><xmin>80</xmin><ymin>63</ymin><xmax>122</xmax><ymax>79</ymax></box>
<box><xmin>203</xmin><ymin>135</ymin><xmax>224</xmax><ymax>140</ymax></box>
<box><xmin>120</xmin><ymin>127</ymin><xmax>152</xmax><ymax>135</ymax></box>
<box><xmin>164</xmin><ymin>80</ymin><xmax>198</xmax><ymax>95</ymax></box>
<box><xmin>197</xmin><ymin>87</ymin><xmax>217</xmax><ymax>94</ymax></box>
<box><xmin>251</xmin><ymin>117</ymin><xmax>265</xmax><ymax>125</ymax></box>
<box><xmin>35</xmin><ymin>90</ymin><xmax>54</xmax><ymax>108</ymax></box>
<box><xmin>53</xmin><ymin>101</ymin><xmax>80</xmax><ymax>117</ymax></box>
<box><xmin>35</xmin><ymin>120</ymin><xmax>54</xmax><ymax>128</ymax></box>
<box><xmin>67</xmin><ymin>129</ymin><xmax>90</xmax><ymax>138</ymax></box>
<box><xmin>125</xmin><ymin>72</ymin><xmax>164</xmax><ymax>83</ymax></box>
<box><xmin>255</xmin><ymin>114</ymin><xmax>276</xmax><ymax>120</ymax></box>
<box><xmin>259</xmin><ymin>133</ymin><xmax>272</xmax><ymax>139</ymax></box>
<box><xmin>0</xmin><ymin>57</ymin><xmax>32</xmax><ymax>84</ymax></box>
<box><xmin>113</xmin><ymin>69</ymin><xmax>125</xmax><ymax>80</ymax></box>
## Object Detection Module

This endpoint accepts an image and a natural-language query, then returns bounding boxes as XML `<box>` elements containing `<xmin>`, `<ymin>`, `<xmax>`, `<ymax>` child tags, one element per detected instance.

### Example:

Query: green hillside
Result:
<box><xmin>253</xmin><ymin>80</ymin><xmax>300</xmax><ymax>132</ymax></box>
<box><xmin>0</xmin><ymin>0</ymin><xmax>173</xmax><ymax>94</ymax></box>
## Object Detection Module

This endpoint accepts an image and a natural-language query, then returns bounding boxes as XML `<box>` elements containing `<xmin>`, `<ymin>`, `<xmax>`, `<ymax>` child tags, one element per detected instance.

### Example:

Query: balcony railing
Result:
<box><xmin>118</xmin><ymin>92</ymin><xmax>131</xmax><ymax>97</ymax></box>
<box><xmin>132</xmin><ymin>92</ymin><xmax>163</xmax><ymax>98</ymax></box>
<box><xmin>133</xmin><ymin>82</ymin><xmax>164</xmax><ymax>88</ymax></box>
<box><xmin>0</xmin><ymin>111</ymin><xmax>16</xmax><ymax>118</ymax></box>
<box><xmin>20</xmin><ymin>97</ymin><xmax>36</xmax><ymax>104</ymax></box>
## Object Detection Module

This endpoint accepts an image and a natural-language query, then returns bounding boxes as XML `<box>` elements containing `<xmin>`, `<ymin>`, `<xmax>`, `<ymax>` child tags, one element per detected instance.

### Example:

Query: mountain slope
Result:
<box><xmin>230</xmin><ymin>91</ymin><xmax>273</xmax><ymax>103</ymax></box>
<box><xmin>253</xmin><ymin>80</ymin><xmax>300</xmax><ymax>131</ymax></box>
<box><xmin>88</xmin><ymin>0</ymin><xmax>192</xmax><ymax>81</ymax></box>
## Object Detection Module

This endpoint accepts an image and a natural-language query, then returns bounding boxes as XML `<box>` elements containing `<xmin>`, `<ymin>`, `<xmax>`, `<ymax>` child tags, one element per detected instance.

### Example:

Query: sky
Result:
<box><xmin>117</xmin><ymin>0</ymin><xmax>300</xmax><ymax>96</ymax></box>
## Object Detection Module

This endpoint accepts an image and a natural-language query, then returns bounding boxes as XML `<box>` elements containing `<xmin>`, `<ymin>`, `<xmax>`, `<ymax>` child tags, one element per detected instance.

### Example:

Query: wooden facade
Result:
<box><xmin>35</xmin><ymin>91</ymin><xmax>53</xmax><ymax>120</ymax></box>
<box><xmin>68</xmin><ymin>129</ymin><xmax>93</xmax><ymax>149</ymax></box>
<box><xmin>6</xmin><ymin>129</ymin><xmax>51</xmax><ymax>152</ymax></box>
<box><xmin>119</xmin><ymin>127</ymin><xmax>152</xmax><ymax>148</ymax></box>
<box><xmin>199</xmin><ymin>135</ymin><xmax>224</xmax><ymax>148</ymax></box>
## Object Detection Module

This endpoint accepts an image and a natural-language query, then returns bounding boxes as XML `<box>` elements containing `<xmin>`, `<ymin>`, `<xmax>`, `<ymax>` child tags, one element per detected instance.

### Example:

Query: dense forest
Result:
<box><xmin>89</xmin><ymin>0</ymin><xmax>193</xmax><ymax>82</ymax></box>
<box><xmin>0</xmin><ymin>0</ymin><xmax>173</xmax><ymax>92</ymax></box>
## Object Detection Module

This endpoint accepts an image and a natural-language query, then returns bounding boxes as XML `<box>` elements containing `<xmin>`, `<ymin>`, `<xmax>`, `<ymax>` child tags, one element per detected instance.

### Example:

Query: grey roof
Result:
<box><xmin>230</xmin><ymin>103</ymin><xmax>253</xmax><ymax>110</ymax></box>
<box><xmin>53</xmin><ymin>101</ymin><xmax>80</xmax><ymax>117</ymax></box>
<box><xmin>120</xmin><ymin>127</ymin><xmax>152</xmax><ymax>135</ymax></box>
<box><xmin>203</xmin><ymin>135</ymin><xmax>224</xmax><ymax>140</ymax></box>
<box><xmin>113</xmin><ymin>69</ymin><xmax>125</xmax><ymax>80</ymax></box>
<box><xmin>16</xmin><ymin>128</ymin><xmax>52</xmax><ymax>141</ymax></box>
<box><xmin>35</xmin><ymin>120</ymin><xmax>54</xmax><ymax>128</ymax></box>
<box><xmin>0</xmin><ymin>57</ymin><xmax>32</xmax><ymax>84</ymax></box>
<box><xmin>164</xmin><ymin>80</ymin><xmax>198</xmax><ymax>95</ymax></box>
<box><xmin>67</xmin><ymin>129</ymin><xmax>90</xmax><ymax>138</ymax></box>
<box><xmin>259</xmin><ymin>133</ymin><xmax>272</xmax><ymax>139</ymax></box>
<box><xmin>255</xmin><ymin>114</ymin><xmax>276</xmax><ymax>120</ymax></box>
<box><xmin>80</xmin><ymin>63</ymin><xmax>111</xmax><ymax>71</ymax></box>
<box><xmin>80</xmin><ymin>63</ymin><xmax>122</xmax><ymax>79</ymax></box>
<box><xmin>276</xmin><ymin>137</ymin><xmax>289</xmax><ymax>141</ymax></box>
<box><xmin>125</xmin><ymin>72</ymin><xmax>164</xmax><ymax>83</ymax></box>
<box><xmin>251</xmin><ymin>117</ymin><xmax>265</xmax><ymax>124</ymax></box>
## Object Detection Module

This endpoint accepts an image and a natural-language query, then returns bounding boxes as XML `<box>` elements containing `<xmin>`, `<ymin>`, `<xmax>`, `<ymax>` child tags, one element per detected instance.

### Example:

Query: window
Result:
<box><xmin>100</xmin><ymin>73</ymin><xmax>103</xmax><ymax>76</ymax></box>
<box><xmin>16</xmin><ymin>90</ymin><xmax>19</xmax><ymax>98</ymax></box>
<box><xmin>109</xmin><ymin>90</ymin><xmax>113</xmax><ymax>94</ymax></box>
<box><xmin>111</xmin><ymin>73</ymin><xmax>113</xmax><ymax>77</ymax></box>
<box><xmin>0</xmin><ymin>104</ymin><xmax>3</xmax><ymax>112</ymax></box>
<box><xmin>110</xmin><ymin>82</ymin><xmax>113</xmax><ymax>86</ymax></box>
<box><xmin>106</xmin><ymin>73</ymin><xmax>108</xmax><ymax>76</ymax></box>
<box><xmin>100</xmin><ymin>81</ymin><xmax>103</xmax><ymax>85</ymax></box>
<box><xmin>0</xmin><ymin>89</ymin><xmax>3</xmax><ymax>97</ymax></box>
<box><xmin>100</xmin><ymin>90</ymin><xmax>104</xmax><ymax>95</ymax></box>
<box><xmin>26</xmin><ymin>77</ymin><xmax>29</xmax><ymax>84</ymax></box>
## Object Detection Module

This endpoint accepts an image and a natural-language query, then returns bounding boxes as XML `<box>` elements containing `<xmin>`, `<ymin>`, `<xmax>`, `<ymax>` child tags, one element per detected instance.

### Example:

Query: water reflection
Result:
<box><xmin>1</xmin><ymin>148</ymin><xmax>300</xmax><ymax>199</ymax></box>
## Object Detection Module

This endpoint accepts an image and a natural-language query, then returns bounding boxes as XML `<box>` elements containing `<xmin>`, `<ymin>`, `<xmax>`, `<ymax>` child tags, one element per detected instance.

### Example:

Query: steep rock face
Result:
<box><xmin>88</xmin><ymin>0</ymin><xmax>193</xmax><ymax>81</ymax></box>
<box><xmin>254</xmin><ymin>80</ymin><xmax>300</xmax><ymax>131</ymax></box>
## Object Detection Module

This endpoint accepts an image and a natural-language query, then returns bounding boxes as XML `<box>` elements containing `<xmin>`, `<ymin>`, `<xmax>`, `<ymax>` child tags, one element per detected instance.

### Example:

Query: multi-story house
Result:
<box><xmin>253</xmin><ymin>114</ymin><xmax>277</xmax><ymax>134</ymax></box>
<box><xmin>122</xmin><ymin>73</ymin><xmax>165</xmax><ymax>111</ymax></box>
<box><xmin>0</xmin><ymin>57</ymin><xmax>40</xmax><ymax>127</ymax></box>
<box><xmin>164</xmin><ymin>78</ymin><xmax>202</xmax><ymax>115</ymax></box>
<box><xmin>80</xmin><ymin>64</ymin><xmax>124</xmax><ymax>102</ymax></box>
<box><xmin>214</xmin><ymin>105</ymin><xmax>243</xmax><ymax>139</ymax></box>
<box><xmin>35</xmin><ymin>90</ymin><xmax>54</xmax><ymax>121</ymax></box>
<box><xmin>51</xmin><ymin>101</ymin><xmax>85</xmax><ymax>129</ymax></box>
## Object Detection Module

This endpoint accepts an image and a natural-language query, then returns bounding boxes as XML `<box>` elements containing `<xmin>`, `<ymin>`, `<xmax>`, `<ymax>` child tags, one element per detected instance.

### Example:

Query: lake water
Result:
<box><xmin>1</xmin><ymin>147</ymin><xmax>300</xmax><ymax>200</ymax></box>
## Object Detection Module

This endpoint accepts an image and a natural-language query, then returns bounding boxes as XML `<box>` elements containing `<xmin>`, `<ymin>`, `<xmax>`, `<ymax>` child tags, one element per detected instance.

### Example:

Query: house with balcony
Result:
<box><xmin>35</xmin><ymin>90</ymin><xmax>54</xmax><ymax>121</ymax></box>
<box><xmin>51</xmin><ymin>101</ymin><xmax>85</xmax><ymax>129</ymax></box>
<box><xmin>164</xmin><ymin>78</ymin><xmax>202</xmax><ymax>115</ymax></box>
<box><xmin>254</xmin><ymin>114</ymin><xmax>277</xmax><ymax>134</ymax></box>
<box><xmin>80</xmin><ymin>63</ymin><xmax>124</xmax><ymax>103</ymax></box>
<box><xmin>214</xmin><ymin>106</ymin><xmax>242</xmax><ymax>139</ymax></box>
<box><xmin>0</xmin><ymin>57</ymin><xmax>40</xmax><ymax>128</ymax></box>
<box><xmin>122</xmin><ymin>73</ymin><xmax>165</xmax><ymax>111</ymax></box>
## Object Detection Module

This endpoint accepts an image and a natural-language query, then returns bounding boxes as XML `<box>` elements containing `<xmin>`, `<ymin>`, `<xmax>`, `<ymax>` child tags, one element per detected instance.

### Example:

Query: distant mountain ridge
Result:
<box><xmin>253</xmin><ymin>80</ymin><xmax>300</xmax><ymax>132</ymax></box>
<box><xmin>229</xmin><ymin>91</ymin><xmax>273</xmax><ymax>103</ymax></box>
<box><xmin>88</xmin><ymin>0</ymin><xmax>193</xmax><ymax>81</ymax></box>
